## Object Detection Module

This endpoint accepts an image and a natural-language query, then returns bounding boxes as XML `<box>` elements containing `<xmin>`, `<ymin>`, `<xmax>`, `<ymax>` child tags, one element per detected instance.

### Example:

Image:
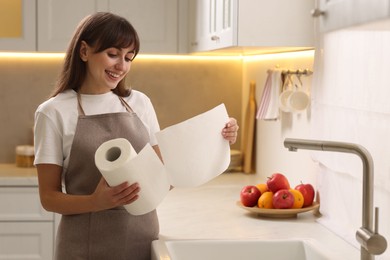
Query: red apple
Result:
<box><xmin>272</xmin><ymin>189</ymin><xmax>294</xmax><ymax>209</ymax></box>
<box><xmin>266</xmin><ymin>173</ymin><xmax>290</xmax><ymax>193</ymax></box>
<box><xmin>295</xmin><ymin>183</ymin><xmax>315</xmax><ymax>207</ymax></box>
<box><xmin>240</xmin><ymin>185</ymin><xmax>262</xmax><ymax>207</ymax></box>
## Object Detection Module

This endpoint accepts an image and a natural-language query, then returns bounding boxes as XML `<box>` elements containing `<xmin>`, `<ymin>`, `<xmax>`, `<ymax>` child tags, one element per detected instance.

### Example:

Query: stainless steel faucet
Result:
<box><xmin>284</xmin><ymin>138</ymin><xmax>387</xmax><ymax>260</ymax></box>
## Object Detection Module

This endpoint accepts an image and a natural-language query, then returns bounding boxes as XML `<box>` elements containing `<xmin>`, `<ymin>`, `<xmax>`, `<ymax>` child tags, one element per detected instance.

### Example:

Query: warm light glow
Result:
<box><xmin>0</xmin><ymin>52</ymin><xmax>65</xmax><ymax>59</ymax></box>
<box><xmin>0</xmin><ymin>52</ymin><xmax>242</xmax><ymax>61</ymax></box>
<box><xmin>136</xmin><ymin>54</ymin><xmax>242</xmax><ymax>61</ymax></box>
<box><xmin>0</xmin><ymin>50</ymin><xmax>314</xmax><ymax>61</ymax></box>
<box><xmin>243</xmin><ymin>50</ymin><xmax>315</xmax><ymax>62</ymax></box>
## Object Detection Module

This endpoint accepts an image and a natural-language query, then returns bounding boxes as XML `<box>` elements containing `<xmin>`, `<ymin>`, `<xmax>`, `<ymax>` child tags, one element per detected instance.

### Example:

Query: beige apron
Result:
<box><xmin>55</xmin><ymin>94</ymin><xmax>159</xmax><ymax>260</ymax></box>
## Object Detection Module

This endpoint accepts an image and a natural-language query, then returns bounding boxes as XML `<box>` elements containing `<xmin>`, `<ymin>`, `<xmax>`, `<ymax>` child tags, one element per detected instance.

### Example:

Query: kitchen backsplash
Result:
<box><xmin>0</xmin><ymin>55</ymin><xmax>242</xmax><ymax>163</ymax></box>
<box><xmin>242</xmin><ymin>51</ymin><xmax>316</xmax><ymax>184</ymax></box>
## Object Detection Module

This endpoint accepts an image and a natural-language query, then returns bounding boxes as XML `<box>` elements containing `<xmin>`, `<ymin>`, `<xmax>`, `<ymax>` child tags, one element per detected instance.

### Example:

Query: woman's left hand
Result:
<box><xmin>222</xmin><ymin>118</ymin><xmax>239</xmax><ymax>145</ymax></box>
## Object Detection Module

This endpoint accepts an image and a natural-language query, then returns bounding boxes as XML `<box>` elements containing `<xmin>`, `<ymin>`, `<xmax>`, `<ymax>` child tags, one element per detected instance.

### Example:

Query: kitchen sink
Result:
<box><xmin>151</xmin><ymin>238</ymin><xmax>336</xmax><ymax>260</ymax></box>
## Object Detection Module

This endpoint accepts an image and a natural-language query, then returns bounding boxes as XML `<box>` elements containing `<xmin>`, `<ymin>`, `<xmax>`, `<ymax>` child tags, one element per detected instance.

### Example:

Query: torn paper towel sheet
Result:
<box><xmin>95</xmin><ymin>103</ymin><xmax>231</xmax><ymax>215</ymax></box>
<box><xmin>155</xmin><ymin>103</ymin><xmax>231</xmax><ymax>187</ymax></box>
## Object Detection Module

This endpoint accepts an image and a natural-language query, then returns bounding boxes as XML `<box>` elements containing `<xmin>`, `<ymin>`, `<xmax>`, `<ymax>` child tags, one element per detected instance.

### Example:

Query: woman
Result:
<box><xmin>34</xmin><ymin>12</ymin><xmax>238</xmax><ymax>260</ymax></box>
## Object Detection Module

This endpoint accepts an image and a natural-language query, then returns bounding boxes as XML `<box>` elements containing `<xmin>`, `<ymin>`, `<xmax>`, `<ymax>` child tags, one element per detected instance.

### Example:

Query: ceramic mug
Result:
<box><xmin>278</xmin><ymin>75</ymin><xmax>294</xmax><ymax>113</ymax></box>
<box><xmin>287</xmin><ymin>89</ymin><xmax>310</xmax><ymax>112</ymax></box>
<box><xmin>283</xmin><ymin>73</ymin><xmax>310</xmax><ymax>113</ymax></box>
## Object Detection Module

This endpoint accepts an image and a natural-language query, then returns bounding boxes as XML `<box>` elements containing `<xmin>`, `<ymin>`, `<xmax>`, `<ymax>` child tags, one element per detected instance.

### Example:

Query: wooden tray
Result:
<box><xmin>236</xmin><ymin>201</ymin><xmax>320</xmax><ymax>218</ymax></box>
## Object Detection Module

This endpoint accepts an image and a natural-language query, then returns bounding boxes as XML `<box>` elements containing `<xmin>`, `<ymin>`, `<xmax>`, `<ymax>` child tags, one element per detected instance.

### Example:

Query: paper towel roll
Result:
<box><xmin>95</xmin><ymin>138</ymin><xmax>137</xmax><ymax>186</ymax></box>
<box><xmin>95</xmin><ymin>138</ymin><xmax>170</xmax><ymax>215</ymax></box>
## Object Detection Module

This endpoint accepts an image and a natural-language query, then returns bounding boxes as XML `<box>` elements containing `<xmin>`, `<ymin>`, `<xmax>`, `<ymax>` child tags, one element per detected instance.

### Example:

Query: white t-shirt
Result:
<box><xmin>34</xmin><ymin>89</ymin><xmax>160</xmax><ymax>172</ymax></box>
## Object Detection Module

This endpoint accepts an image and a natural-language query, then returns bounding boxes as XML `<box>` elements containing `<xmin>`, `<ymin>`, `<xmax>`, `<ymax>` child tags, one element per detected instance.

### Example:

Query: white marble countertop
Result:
<box><xmin>156</xmin><ymin>173</ymin><xmax>360</xmax><ymax>260</ymax></box>
<box><xmin>0</xmin><ymin>165</ymin><xmax>361</xmax><ymax>259</ymax></box>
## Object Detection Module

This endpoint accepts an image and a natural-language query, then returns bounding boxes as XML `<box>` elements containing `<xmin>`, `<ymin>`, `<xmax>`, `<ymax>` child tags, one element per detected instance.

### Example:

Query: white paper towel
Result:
<box><xmin>95</xmin><ymin>104</ymin><xmax>231</xmax><ymax>215</ymax></box>
<box><xmin>155</xmin><ymin>103</ymin><xmax>231</xmax><ymax>187</ymax></box>
<box><xmin>95</xmin><ymin>138</ymin><xmax>170</xmax><ymax>215</ymax></box>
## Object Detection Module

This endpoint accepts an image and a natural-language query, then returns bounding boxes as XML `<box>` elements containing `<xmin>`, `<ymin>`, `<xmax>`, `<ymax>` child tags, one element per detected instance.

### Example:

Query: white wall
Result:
<box><xmin>242</xmin><ymin>51</ymin><xmax>317</xmax><ymax>187</ymax></box>
<box><xmin>243</xmin><ymin>31</ymin><xmax>390</xmax><ymax>259</ymax></box>
<box><xmin>310</xmin><ymin>29</ymin><xmax>390</xmax><ymax>258</ymax></box>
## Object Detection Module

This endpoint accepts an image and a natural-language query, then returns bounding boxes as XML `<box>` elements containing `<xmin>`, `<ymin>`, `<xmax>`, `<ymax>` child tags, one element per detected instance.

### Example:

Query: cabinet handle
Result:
<box><xmin>311</xmin><ymin>8</ymin><xmax>325</xmax><ymax>17</ymax></box>
<box><xmin>211</xmin><ymin>35</ymin><xmax>220</xmax><ymax>41</ymax></box>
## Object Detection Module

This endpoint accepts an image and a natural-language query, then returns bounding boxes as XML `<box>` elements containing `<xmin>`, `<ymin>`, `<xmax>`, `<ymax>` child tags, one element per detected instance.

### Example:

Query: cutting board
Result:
<box><xmin>242</xmin><ymin>81</ymin><xmax>256</xmax><ymax>173</ymax></box>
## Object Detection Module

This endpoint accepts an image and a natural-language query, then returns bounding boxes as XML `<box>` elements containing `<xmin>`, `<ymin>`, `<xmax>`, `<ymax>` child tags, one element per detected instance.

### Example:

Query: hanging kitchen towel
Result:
<box><xmin>256</xmin><ymin>70</ymin><xmax>272</xmax><ymax>120</ymax></box>
<box><xmin>256</xmin><ymin>69</ymin><xmax>282</xmax><ymax>120</ymax></box>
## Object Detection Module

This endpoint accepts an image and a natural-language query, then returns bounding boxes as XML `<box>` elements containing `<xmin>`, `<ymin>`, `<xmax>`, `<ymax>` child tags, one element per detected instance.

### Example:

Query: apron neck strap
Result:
<box><xmin>118</xmin><ymin>96</ymin><xmax>134</xmax><ymax>113</ymax></box>
<box><xmin>76</xmin><ymin>93</ymin><xmax>86</xmax><ymax>116</ymax></box>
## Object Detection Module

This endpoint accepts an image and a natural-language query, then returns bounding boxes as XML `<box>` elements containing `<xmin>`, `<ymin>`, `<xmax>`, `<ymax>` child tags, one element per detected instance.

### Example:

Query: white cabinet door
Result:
<box><xmin>316</xmin><ymin>0</ymin><xmax>390</xmax><ymax>32</ymax></box>
<box><xmin>189</xmin><ymin>0</ymin><xmax>314</xmax><ymax>52</ymax></box>
<box><xmin>0</xmin><ymin>187</ymin><xmax>54</xmax><ymax>260</ymax></box>
<box><xmin>0</xmin><ymin>222</ymin><xmax>53</xmax><ymax>260</ymax></box>
<box><xmin>188</xmin><ymin>0</ymin><xmax>209</xmax><ymax>51</ymax></box>
<box><xmin>37</xmin><ymin>0</ymin><xmax>107</xmax><ymax>51</ymax></box>
<box><xmin>237</xmin><ymin>0</ymin><xmax>314</xmax><ymax>47</ymax></box>
<box><xmin>37</xmin><ymin>0</ymin><xmax>179</xmax><ymax>53</ymax></box>
<box><xmin>0</xmin><ymin>0</ymin><xmax>36</xmax><ymax>51</ymax></box>
<box><xmin>0</xmin><ymin>187</ymin><xmax>53</xmax><ymax>221</ymax></box>
<box><xmin>189</xmin><ymin>0</ymin><xmax>236</xmax><ymax>52</ymax></box>
<box><xmin>214</xmin><ymin>0</ymin><xmax>236</xmax><ymax>48</ymax></box>
<box><xmin>106</xmin><ymin>0</ymin><xmax>179</xmax><ymax>54</ymax></box>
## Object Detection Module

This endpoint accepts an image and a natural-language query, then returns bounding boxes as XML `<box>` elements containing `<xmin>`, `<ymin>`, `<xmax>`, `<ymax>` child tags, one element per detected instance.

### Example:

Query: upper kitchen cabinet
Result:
<box><xmin>37</xmin><ymin>0</ymin><xmax>107</xmax><ymax>51</ymax></box>
<box><xmin>188</xmin><ymin>0</ymin><xmax>315</xmax><ymax>53</ymax></box>
<box><xmin>188</xmin><ymin>0</ymin><xmax>236</xmax><ymax>52</ymax></box>
<box><xmin>37</xmin><ymin>0</ymin><xmax>182</xmax><ymax>53</ymax></box>
<box><xmin>314</xmin><ymin>0</ymin><xmax>390</xmax><ymax>32</ymax></box>
<box><xmin>105</xmin><ymin>0</ymin><xmax>180</xmax><ymax>54</ymax></box>
<box><xmin>0</xmin><ymin>0</ymin><xmax>36</xmax><ymax>51</ymax></box>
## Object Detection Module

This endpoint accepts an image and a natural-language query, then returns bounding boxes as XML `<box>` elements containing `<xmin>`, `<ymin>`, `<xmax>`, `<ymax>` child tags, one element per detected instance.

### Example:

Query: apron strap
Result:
<box><xmin>119</xmin><ymin>96</ymin><xmax>134</xmax><ymax>113</ymax></box>
<box><xmin>76</xmin><ymin>93</ymin><xmax>86</xmax><ymax>116</ymax></box>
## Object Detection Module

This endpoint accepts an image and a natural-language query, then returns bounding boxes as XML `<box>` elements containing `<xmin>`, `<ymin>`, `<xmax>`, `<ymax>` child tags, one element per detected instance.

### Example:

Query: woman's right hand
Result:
<box><xmin>92</xmin><ymin>177</ymin><xmax>140</xmax><ymax>211</ymax></box>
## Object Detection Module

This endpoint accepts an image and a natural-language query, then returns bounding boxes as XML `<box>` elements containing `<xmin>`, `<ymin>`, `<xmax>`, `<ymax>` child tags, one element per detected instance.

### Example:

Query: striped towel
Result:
<box><xmin>256</xmin><ymin>69</ymin><xmax>282</xmax><ymax>120</ymax></box>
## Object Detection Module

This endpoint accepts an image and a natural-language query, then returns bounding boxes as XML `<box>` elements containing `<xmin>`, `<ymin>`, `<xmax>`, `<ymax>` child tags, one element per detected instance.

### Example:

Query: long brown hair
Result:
<box><xmin>51</xmin><ymin>12</ymin><xmax>140</xmax><ymax>97</ymax></box>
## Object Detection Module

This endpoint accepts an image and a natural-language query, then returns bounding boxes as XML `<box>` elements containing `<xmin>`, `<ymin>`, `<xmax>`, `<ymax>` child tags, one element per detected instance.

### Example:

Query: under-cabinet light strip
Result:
<box><xmin>0</xmin><ymin>52</ymin><xmax>241</xmax><ymax>61</ymax></box>
<box><xmin>0</xmin><ymin>50</ymin><xmax>314</xmax><ymax>60</ymax></box>
<box><xmin>242</xmin><ymin>50</ymin><xmax>314</xmax><ymax>62</ymax></box>
<box><xmin>0</xmin><ymin>52</ymin><xmax>65</xmax><ymax>58</ymax></box>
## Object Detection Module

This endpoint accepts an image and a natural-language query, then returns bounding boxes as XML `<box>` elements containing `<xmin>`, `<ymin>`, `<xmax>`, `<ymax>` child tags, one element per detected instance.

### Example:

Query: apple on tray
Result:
<box><xmin>266</xmin><ymin>173</ymin><xmax>290</xmax><ymax>193</ymax></box>
<box><xmin>295</xmin><ymin>182</ymin><xmax>315</xmax><ymax>207</ymax></box>
<box><xmin>272</xmin><ymin>189</ymin><xmax>294</xmax><ymax>209</ymax></box>
<box><xmin>240</xmin><ymin>185</ymin><xmax>262</xmax><ymax>207</ymax></box>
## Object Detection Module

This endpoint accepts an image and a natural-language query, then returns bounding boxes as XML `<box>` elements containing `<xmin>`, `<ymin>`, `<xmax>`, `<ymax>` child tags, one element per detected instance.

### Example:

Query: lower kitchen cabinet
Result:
<box><xmin>0</xmin><ymin>222</ymin><xmax>53</xmax><ymax>260</ymax></box>
<box><xmin>0</xmin><ymin>187</ymin><xmax>54</xmax><ymax>260</ymax></box>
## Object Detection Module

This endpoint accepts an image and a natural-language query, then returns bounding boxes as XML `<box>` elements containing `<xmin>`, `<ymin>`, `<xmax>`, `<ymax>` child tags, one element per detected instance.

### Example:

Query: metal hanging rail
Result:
<box><xmin>281</xmin><ymin>69</ymin><xmax>313</xmax><ymax>76</ymax></box>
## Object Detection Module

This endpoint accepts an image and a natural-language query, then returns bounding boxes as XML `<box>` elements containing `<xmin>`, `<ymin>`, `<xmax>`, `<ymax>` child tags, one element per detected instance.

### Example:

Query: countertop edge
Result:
<box><xmin>0</xmin><ymin>163</ymin><xmax>38</xmax><ymax>186</ymax></box>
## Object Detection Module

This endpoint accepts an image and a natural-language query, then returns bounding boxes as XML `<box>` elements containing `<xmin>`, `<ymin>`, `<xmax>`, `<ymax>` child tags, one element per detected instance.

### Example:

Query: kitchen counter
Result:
<box><xmin>0</xmin><ymin>164</ymin><xmax>38</xmax><ymax>186</ymax></box>
<box><xmin>156</xmin><ymin>172</ymin><xmax>360</xmax><ymax>260</ymax></box>
<box><xmin>0</xmin><ymin>165</ymin><xmax>361</xmax><ymax>259</ymax></box>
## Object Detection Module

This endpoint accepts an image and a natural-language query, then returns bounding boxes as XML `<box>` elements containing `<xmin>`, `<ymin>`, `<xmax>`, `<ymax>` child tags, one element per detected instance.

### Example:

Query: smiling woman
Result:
<box><xmin>51</xmin><ymin>12</ymin><xmax>140</xmax><ymax>97</ymax></box>
<box><xmin>34</xmin><ymin>13</ymin><xmax>156</xmax><ymax>260</ymax></box>
<box><xmin>32</xmin><ymin>11</ymin><xmax>239</xmax><ymax>260</ymax></box>
<box><xmin>77</xmin><ymin>45</ymin><xmax>135</xmax><ymax>94</ymax></box>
